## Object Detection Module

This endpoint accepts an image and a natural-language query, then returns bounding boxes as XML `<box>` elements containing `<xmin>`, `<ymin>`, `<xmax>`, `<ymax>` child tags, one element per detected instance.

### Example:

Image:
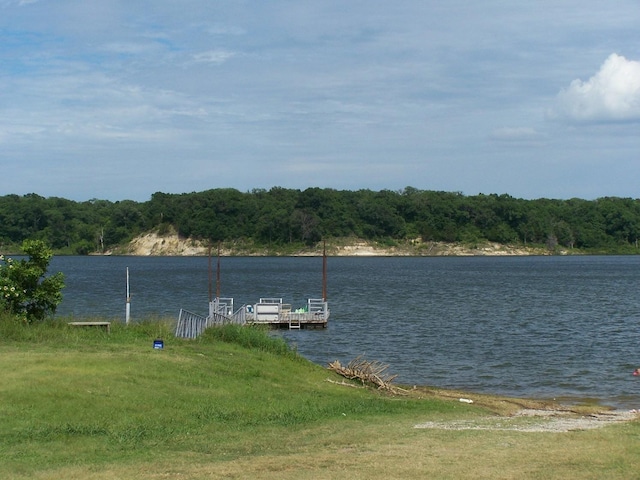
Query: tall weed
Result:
<box><xmin>199</xmin><ymin>324</ymin><xmax>300</xmax><ymax>359</ymax></box>
<box><xmin>0</xmin><ymin>312</ymin><xmax>175</xmax><ymax>346</ymax></box>
<box><xmin>0</xmin><ymin>312</ymin><xmax>69</xmax><ymax>342</ymax></box>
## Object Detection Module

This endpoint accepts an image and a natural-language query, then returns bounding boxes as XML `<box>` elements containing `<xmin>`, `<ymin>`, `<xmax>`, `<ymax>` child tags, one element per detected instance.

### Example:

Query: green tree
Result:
<box><xmin>0</xmin><ymin>240</ymin><xmax>65</xmax><ymax>322</ymax></box>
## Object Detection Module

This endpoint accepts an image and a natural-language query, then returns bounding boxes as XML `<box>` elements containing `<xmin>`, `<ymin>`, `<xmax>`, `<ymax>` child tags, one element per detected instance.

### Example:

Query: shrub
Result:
<box><xmin>0</xmin><ymin>240</ymin><xmax>65</xmax><ymax>322</ymax></box>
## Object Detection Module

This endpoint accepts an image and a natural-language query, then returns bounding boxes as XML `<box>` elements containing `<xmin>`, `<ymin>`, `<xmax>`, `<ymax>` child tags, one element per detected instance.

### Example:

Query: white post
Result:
<box><xmin>125</xmin><ymin>267</ymin><xmax>131</xmax><ymax>325</ymax></box>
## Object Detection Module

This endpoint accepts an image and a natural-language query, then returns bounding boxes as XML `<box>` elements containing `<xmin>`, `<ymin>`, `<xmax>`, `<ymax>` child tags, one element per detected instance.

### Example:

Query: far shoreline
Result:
<box><xmin>98</xmin><ymin>232</ymin><xmax>566</xmax><ymax>257</ymax></box>
<box><xmin>5</xmin><ymin>231</ymin><xmax>639</xmax><ymax>257</ymax></box>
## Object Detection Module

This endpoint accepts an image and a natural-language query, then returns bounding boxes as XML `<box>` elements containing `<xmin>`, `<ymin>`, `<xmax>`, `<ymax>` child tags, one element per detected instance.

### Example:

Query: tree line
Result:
<box><xmin>1</xmin><ymin>187</ymin><xmax>639</xmax><ymax>254</ymax></box>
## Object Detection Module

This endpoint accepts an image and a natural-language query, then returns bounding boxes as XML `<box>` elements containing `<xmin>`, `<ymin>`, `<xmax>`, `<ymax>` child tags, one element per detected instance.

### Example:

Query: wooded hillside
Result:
<box><xmin>1</xmin><ymin>188</ymin><xmax>639</xmax><ymax>254</ymax></box>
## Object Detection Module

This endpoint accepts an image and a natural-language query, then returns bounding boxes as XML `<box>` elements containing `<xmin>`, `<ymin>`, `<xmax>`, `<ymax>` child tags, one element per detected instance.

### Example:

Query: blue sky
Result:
<box><xmin>1</xmin><ymin>1</ymin><xmax>639</xmax><ymax>201</ymax></box>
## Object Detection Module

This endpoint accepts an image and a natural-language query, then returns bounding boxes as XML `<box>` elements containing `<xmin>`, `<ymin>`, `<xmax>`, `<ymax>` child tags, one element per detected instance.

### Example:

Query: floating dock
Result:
<box><xmin>176</xmin><ymin>297</ymin><xmax>329</xmax><ymax>338</ymax></box>
<box><xmin>246</xmin><ymin>297</ymin><xmax>329</xmax><ymax>329</ymax></box>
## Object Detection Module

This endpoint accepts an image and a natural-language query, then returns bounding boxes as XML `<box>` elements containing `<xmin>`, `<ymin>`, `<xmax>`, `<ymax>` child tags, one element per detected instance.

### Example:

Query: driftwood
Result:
<box><xmin>328</xmin><ymin>356</ymin><xmax>407</xmax><ymax>394</ymax></box>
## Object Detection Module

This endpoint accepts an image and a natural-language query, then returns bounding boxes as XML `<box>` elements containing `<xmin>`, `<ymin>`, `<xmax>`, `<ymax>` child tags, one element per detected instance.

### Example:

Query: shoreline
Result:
<box><xmin>104</xmin><ymin>231</ymin><xmax>557</xmax><ymax>257</ymax></box>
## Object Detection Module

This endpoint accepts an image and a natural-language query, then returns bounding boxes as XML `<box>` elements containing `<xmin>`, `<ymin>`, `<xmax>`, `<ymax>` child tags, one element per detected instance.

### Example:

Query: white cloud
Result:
<box><xmin>489</xmin><ymin>127</ymin><xmax>542</xmax><ymax>142</ymax></box>
<box><xmin>550</xmin><ymin>53</ymin><xmax>640</xmax><ymax>122</ymax></box>
<box><xmin>191</xmin><ymin>49</ymin><xmax>236</xmax><ymax>65</ymax></box>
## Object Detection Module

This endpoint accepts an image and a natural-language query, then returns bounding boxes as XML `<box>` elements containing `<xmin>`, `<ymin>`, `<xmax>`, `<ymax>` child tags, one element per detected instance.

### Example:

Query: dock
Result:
<box><xmin>176</xmin><ymin>297</ymin><xmax>329</xmax><ymax>338</ymax></box>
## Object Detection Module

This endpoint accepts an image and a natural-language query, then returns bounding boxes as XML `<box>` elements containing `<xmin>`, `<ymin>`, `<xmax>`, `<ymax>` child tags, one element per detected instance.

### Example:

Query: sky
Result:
<box><xmin>1</xmin><ymin>1</ymin><xmax>639</xmax><ymax>202</ymax></box>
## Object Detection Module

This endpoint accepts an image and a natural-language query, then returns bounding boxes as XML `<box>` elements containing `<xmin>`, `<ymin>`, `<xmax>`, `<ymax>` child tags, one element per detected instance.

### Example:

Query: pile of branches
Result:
<box><xmin>328</xmin><ymin>356</ymin><xmax>406</xmax><ymax>394</ymax></box>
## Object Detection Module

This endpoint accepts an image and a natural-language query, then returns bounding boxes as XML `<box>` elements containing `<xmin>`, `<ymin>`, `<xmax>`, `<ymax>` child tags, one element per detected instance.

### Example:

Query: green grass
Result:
<box><xmin>1</xmin><ymin>313</ymin><xmax>640</xmax><ymax>479</ymax></box>
<box><xmin>0</xmin><ymin>315</ymin><xmax>460</xmax><ymax>476</ymax></box>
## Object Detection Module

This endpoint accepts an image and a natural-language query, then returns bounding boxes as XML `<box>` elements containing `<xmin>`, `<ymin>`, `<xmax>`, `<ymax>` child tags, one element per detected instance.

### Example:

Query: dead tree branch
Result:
<box><xmin>328</xmin><ymin>356</ymin><xmax>406</xmax><ymax>394</ymax></box>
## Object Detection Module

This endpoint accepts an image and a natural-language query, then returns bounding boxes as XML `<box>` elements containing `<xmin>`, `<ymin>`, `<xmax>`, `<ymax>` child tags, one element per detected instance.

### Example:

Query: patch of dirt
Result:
<box><xmin>403</xmin><ymin>386</ymin><xmax>640</xmax><ymax>432</ymax></box>
<box><xmin>328</xmin><ymin>379</ymin><xmax>640</xmax><ymax>432</ymax></box>
<box><xmin>121</xmin><ymin>229</ymin><xmax>208</xmax><ymax>256</ymax></box>
<box><xmin>415</xmin><ymin>408</ymin><xmax>638</xmax><ymax>433</ymax></box>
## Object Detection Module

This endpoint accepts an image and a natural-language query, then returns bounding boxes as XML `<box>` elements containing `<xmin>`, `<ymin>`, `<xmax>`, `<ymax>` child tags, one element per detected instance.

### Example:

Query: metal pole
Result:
<box><xmin>125</xmin><ymin>267</ymin><xmax>131</xmax><ymax>324</ymax></box>
<box><xmin>208</xmin><ymin>244</ymin><xmax>213</xmax><ymax>303</ymax></box>
<box><xmin>322</xmin><ymin>240</ymin><xmax>327</xmax><ymax>301</ymax></box>
<box><xmin>217</xmin><ymin>241</ymin><xmax>221</xmax><ymax>299</ymax></box>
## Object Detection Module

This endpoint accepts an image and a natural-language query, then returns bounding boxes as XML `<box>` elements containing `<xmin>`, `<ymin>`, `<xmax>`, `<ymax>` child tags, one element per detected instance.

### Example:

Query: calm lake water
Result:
<box><xmin>51</xmin><ymin>255</ymin><xmax>640</xmax><ymax>409</ymax></box>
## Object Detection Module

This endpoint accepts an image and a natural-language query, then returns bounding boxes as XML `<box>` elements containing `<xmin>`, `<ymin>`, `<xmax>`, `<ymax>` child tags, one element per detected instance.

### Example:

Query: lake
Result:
<box><xmin>51</xmin><ymin>254</ymin><xmax>640</xmax><ymax>409</ymax></box>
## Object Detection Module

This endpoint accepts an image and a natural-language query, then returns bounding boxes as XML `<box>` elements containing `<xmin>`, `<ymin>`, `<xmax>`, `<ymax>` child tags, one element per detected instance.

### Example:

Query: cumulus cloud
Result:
<box><xmin>549</xmin><ymin>53</ymin><xmax>640</xmax><ymax>122</ymax></box>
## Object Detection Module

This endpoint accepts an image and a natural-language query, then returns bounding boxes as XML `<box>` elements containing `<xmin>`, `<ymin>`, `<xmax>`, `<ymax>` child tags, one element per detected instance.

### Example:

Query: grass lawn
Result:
<box><xmin>1</xmin><ymin>316</ymin><xmax>639</xmax><ymax>479</ymax></box>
